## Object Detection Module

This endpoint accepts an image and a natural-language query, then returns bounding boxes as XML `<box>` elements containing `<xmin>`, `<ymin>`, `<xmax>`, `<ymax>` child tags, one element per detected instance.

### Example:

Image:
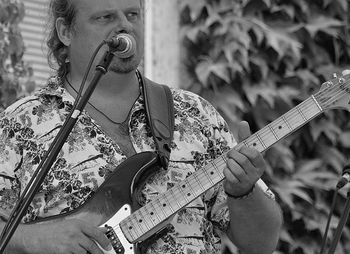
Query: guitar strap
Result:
<box><xmin>138</xmin><ymin>70</ymin><xmax>174</xmax><ymax>169</ymax></box>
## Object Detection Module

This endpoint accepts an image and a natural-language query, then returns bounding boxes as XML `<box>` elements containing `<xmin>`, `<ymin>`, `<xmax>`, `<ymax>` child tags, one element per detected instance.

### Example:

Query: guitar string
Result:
<box><xmin>114</xmin><ymin>156</ymin><xmax>228</xmax><ymax>239</ymax></box>
<box><xmin>109</xmin><ymin>79</ymin><xmax>350</xmax><ymax>240</ymax></box>
<box><xmin>238</xmin><ymin>79</ymin><xmax>350</xmax><ymax>148</ymax></box>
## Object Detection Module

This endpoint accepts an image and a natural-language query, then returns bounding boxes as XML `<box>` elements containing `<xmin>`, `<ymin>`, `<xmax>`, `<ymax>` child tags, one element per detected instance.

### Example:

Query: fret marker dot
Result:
<box><xmin>253</xmin><ymin>143</ymin><xmax>257</xmax><ymax>146</ymax></box>
<box><xmin>139</xmin><ymin>219</ymin><xmax>143</xmax><ymax>222</ymax></box>
<box><xmin>163</xmin><ymin>204</ymin><xmax>166</xmax><ymax>207</ymax></box>
<box><xmin>150</xmin><ymin>212</ymin><xmax>154</xmax><ymax>215</ymax></box>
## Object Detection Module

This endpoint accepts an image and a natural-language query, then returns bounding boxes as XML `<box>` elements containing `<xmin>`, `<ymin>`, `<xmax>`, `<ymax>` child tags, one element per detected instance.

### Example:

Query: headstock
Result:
<box><xmin>317</xmin><ymin>70</ymin><xmax>350</xmax><ymax>112</ymax></box>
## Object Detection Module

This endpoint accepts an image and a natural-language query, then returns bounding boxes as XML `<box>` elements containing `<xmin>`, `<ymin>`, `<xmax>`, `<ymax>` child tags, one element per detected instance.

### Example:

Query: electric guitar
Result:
<box><xmin>36</xmin><ymin>71</ymin><xmax>350</xmax><ymax>253</ymax></box>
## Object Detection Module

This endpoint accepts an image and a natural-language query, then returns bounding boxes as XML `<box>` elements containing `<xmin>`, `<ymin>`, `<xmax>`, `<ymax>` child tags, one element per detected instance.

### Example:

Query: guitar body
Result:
<box><xmin>35</xmin><ymin>151</ymin><xmax>160</xmax><ymax>254</ymax></box>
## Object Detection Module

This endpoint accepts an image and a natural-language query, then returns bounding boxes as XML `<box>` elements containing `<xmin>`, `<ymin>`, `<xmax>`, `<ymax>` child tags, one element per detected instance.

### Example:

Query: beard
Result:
<box><xmin>108</xmin><ymin>54</ymin><xmax>141</xmax><ymax>74</ymax></box>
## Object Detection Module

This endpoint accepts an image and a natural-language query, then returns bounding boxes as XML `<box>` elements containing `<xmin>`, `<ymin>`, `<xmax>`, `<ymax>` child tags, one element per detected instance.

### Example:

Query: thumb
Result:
<box><xmin>237</xmin><ymin>121</ymin><xmax>251</xmax><ymax>142</ymax></box>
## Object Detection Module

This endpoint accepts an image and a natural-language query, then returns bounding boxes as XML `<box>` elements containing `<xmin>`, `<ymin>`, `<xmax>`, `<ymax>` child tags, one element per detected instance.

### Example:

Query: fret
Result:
<box><xmin>122</xmin><ymin>216</ymin><xmax>142</xmax><ymax>241</ymax></box>
<box><xmin>285</xmin><ymin>108</ymin><xmax>306</xmax><ymax>129</ymax></box>
<box><xmin>311</xmin><ymin>95</ymin><xmax>323</xmax><ymax>111</ymax></box>
<box><xmin>144</xmin><ymin>201</ymin><xmax>161</xmax><ymax>225</ymax></box>
<box><xmin>192</xmin><ymin>172</ymin><xmax>206</xmax><ymax>195</ymax></box>
<box><xmin>257</xmin><ymin>126</ymin><xmax>281</xmax><ymax>148</ymax></box>
<box><xmin>271</xmin><ymin>118</ymin><xmax>291</xmax><ymax>138</ymax></box>
<box><xmin>153</xmin><ymin>196</ymin><xmax>170</xmax><ymax>220</ymax></box>
<box><xmin>303</xmin><ymin>98</ymin><xmax>323</xmax><ymax>119</ymax></box>
<box><xmin>242</xmin><ymin>140</ymin><xmax>249</xmax><ymax>148</ymax></box>
<box><xmin>131</xmin><ymin>210</ymin><xmax>150</xmax><ymax>234</ymax></box>
<box><xmin>221</xmin><ymin>154</ymin><xmax>228</xmax><ymax>163</ymax></box>
<box><xmin>184</xmin><ymin>177</ymin><xmax>202</xmax><ymax>198</ymax></box>
<box><xmin>255</xmin><ymin>132</ymin><xmax>267</xmax><ymax>149</ymax></box>
<box><xmin>197</xmin><ymin>169</ymin><xmax>214</xmax><ymax>190</ymax></box>
<box><xmin>169</xmin><ymin>187</ymin><xmax>185</xmax><ymax>209</ymax></box>
<box><xmin>119</xmin><ymin>220</ymin><xmax>134</xmax><ymax>242</ymax></box>
<box><xmin>281</xmin><ymin>115</ymin><xmax>293</xmax><ymax>131</ymax></box>
<box><xmin>160</xmin><ymin>192</ymin><xmax>176</xmax><ymax>215</ymax></box>
<box><xmin>139</xmin><ymin>206</ymin><xmax>155</xmax><ymax>229</ymax></box>
<box><xmin>131</xmin><ymin>211</ymin><xmax>148</xmax><ymax>234</ymax></box>
<box><xmin>268</xmin><ymin>124</ymin><xmax>279</xmax><ymax>140</ymax></box>
<box><xmin>211</xmin><ymin>159</ymin><xmax>225</xmax><ymax>179</ymax></box>
<box><xmin>296</xmin><ymin>105</ymin><xmax>307</xmax><ymax>121</ymax></box>
<box><xmin>203</xmin><ymin>164</ymin><xmax>222</xmax><ymax>185</ymax></box>
<box><xmin>177</xmin><ymin>180</ymin><xmax>195</xmax><ymax>203</ymax></box>
<box><xmin>244</xmin><ymin>135</ymin><xmax>265</xmax><ymax>152</ymax></box>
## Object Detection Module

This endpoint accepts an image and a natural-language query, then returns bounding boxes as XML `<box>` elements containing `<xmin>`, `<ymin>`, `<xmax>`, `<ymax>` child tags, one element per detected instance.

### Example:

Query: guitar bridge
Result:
<box><xmin>105</xmin><ymin>224</ymin><xmax>125</xmax><ymax>253</ymax></box>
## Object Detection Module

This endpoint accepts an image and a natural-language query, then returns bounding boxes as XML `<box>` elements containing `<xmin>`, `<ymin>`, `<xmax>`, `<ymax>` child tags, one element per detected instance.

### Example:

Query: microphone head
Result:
<box><xmin>106</xmin><ymin>33</ymin><xmax>136</xmax><ymax>59</ymax></box>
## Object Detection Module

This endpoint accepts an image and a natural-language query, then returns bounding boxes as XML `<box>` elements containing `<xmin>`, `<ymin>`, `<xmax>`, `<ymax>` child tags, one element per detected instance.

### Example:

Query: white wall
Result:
<box><xmin>144</xmin><ymin>0</ymin><xmax>181</xmax><ymax>88</ymax></box>
<box><xmin>20</xmin><ymin>0</ymin><xmax>52</xmax><ymax>87</ymax></box>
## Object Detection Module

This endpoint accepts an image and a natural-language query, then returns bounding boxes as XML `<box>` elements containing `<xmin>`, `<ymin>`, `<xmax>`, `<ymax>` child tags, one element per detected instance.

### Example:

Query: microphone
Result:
<box><xmin>105</xmin><ymin>33</ymin><xmax>136</xmax><ymax>58</ymax></box>
<box><xmin>336</xmin><ymin>162</ymin><xmax>350</xmax><ymax>189</ymax></box>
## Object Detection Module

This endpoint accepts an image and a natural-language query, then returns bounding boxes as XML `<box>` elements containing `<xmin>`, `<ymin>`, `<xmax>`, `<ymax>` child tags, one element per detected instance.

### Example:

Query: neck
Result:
<box><xmin>67</xmin><ymin>70</ymin><xmax>139</xmax><ymax>99</ymax></box>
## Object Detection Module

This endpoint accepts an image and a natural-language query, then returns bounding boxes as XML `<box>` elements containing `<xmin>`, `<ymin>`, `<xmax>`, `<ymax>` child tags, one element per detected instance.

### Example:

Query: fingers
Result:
<box><xmin>81</xmin><ymin>224</ymin><xmax>112</xmax><ymax>253</ymax></box>
<box><xmin>78</xmin><ymin>236</ymin><xmax>104</xmax><ymax>254</ymax></box>
<box><xmin>237</xmin><ymin>121</ymin><xmax>251</xmax><ymax>142</ymax></box>
<box><xmin>223</xmin><ymin>145</ymin><xmax>266</xmax><ymax>196</ymax></box>
<box><xmin>227</xmin><ymin>146</ymin><xmax>265</xmax><ymax>176</ymax></box>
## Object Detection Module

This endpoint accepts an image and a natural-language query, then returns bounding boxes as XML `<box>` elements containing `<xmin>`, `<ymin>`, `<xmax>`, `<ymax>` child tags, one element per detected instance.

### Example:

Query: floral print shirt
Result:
<box><xmin>0</xmin><ymin>76</ymin><xmax>273</xmax><ymax>254</ymax></box>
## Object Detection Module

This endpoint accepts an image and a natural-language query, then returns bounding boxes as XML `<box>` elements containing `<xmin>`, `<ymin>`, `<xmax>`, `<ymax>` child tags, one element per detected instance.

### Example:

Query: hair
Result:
<box><xmin>46</xmin><ymin>0</ymin><xmax>77</xmax><ymax>78</ymax></box>
<box><xmin>46</xmin><ymin>0</ymin><xmax>144</xmax><ymax>78</ymax></box>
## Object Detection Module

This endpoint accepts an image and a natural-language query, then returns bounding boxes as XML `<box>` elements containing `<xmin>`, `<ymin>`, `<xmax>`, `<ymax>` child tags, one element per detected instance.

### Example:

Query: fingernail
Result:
<box><xmin>107</xmin><ymin>243</ymin><xmax>113</xmax><ymax>251</ymax></box>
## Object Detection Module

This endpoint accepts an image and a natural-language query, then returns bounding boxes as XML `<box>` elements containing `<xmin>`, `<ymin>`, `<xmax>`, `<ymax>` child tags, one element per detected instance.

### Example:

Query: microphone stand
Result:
<box><xmin>0</xmin><ymin>49</ymin><xmax>115</xmax><ymax>253</ymax></box>
<box><xmin>326</xmin><ymin>191</ymin><xmax>350</xmax><ymax>254</ymax></box>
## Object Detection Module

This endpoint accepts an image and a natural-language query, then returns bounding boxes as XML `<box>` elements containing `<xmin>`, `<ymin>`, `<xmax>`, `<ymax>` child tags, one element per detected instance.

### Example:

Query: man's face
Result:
<box><xmin>68</xmin><ymin>0</ymin><xmax>144</xmax><ymax>76</ymax></box>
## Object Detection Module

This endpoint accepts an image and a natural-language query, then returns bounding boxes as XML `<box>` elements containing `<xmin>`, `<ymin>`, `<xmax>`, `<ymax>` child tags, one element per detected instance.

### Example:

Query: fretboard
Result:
<box><xmin>120</xmin><ymin>95</ymin><xmax>323</xmax><ymax>243</ymax></box>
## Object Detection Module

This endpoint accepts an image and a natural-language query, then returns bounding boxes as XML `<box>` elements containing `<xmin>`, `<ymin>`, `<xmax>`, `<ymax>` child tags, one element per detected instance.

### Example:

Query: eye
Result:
<box><xmin>96</xmin><ymin>14</ymin><xmax>114</xmax><ymax>23</ymax></box>
<box><xmin>126</xmin><ymin>11</ymin><xmax>140</xmax><ymax>22</ymax></box>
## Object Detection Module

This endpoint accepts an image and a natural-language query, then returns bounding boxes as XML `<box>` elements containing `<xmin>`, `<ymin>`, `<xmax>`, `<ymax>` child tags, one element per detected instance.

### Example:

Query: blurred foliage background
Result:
<box><xmin>180</xmin><ymin>0</ymin><xmax>350</xmax><ymax>253</ymax></box>
<box><xmin>0</xmin><ymin>0</ymin><xmax>36</xmax><ymax>111</ymax></box>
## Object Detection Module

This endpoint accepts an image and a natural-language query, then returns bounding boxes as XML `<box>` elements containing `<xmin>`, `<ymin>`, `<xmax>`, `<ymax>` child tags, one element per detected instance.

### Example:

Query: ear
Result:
<box><xmin>56</xmin><ymin>17</ymin><xmax>73</xmax><ymax>46</ymax></box>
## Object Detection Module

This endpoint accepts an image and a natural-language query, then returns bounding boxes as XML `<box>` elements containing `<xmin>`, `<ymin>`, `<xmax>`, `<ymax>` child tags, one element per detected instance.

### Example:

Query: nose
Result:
<box><xmin>114</xmin><ymin>12</ymin><xmax>133</xmax><ymax>34</ymax></box>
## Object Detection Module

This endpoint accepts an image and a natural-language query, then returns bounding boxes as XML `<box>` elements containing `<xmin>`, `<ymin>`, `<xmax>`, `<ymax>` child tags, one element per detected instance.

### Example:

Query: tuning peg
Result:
<box><xmin>342</xmin><ymin>69</ymin><xmax>350</xmax><ymax>76</ymax></box>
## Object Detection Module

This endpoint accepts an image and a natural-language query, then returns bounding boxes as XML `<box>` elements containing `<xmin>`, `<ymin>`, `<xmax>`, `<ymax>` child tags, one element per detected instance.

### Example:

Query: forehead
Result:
<box><xmin>74</xmin><ymin>0</ymin><xmax>141</xmax><ymax>14</ymax></box>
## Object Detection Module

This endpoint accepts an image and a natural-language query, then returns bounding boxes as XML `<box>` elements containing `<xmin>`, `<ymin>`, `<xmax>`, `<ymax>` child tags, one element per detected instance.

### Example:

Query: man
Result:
<box><xmin>0</xmin><ymin>0</ymin><xmax>282</xmax><ymax>253</ymax></box>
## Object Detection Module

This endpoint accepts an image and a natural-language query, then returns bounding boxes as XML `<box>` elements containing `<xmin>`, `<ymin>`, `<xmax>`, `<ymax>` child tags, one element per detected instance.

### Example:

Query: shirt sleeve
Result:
<box><xmin>0</xmin><ymin>102</ymin><xmax>28</xmax><ymax>220</ymax></box>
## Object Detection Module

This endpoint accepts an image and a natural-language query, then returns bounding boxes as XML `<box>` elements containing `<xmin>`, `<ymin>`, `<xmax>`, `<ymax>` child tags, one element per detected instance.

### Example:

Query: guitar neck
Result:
<box><xmin>120</xmin><ymin>95</ymin><xmax>324</xmax><ymax>243</ymax></box>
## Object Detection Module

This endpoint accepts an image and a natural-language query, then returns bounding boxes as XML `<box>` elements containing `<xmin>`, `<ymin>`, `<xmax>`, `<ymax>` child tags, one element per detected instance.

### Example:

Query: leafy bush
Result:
<box><xmin>180</xmin><ymin>0</ymin><xmax>350</xmax><ymax>253</ymax></box>
<box><xmin>0</xmin><ymin>0</ymin><xmax>36</xmax><ymax>110</ymax></box>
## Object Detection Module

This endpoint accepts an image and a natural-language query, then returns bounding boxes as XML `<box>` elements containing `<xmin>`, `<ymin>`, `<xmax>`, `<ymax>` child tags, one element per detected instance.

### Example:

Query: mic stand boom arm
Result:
<box><xmin>0</xmin><ymin>49</ymin><xmax>115</xmax><ymax>253</ymax></box>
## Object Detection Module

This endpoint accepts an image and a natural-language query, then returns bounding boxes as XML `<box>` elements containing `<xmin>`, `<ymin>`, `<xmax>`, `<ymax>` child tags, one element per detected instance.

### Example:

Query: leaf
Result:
<box><xmin>276</xmin><ymin>86</ymin><xmax>300</xmax><ymax>107</ymax></box>
<box><xmin>303</xmin><ymin>16</ymin><xmax>344</xmax><ymax>38</ymax></box>
<box><xmin>274</xmin><ymin>180</ymin><xmax>312</xmax><ymax>209</ymax></box>
<box><xmin>339</xmin><ymin>132</ymin><xmax>350</xmax><ymax>148</ymax></box>
<box><xmin>310</xmin><ymin>119</ymin><xmax>342</xmax><ymax>143</ymax></box>
<box><xmin>243</xmin><ymin>84</ymin><xmax>277</xmax><ymax>107</ymax></box>
<box><xmin>249</xmin><ymin>18</ymin><xmax>302</xmax><ymax>59</ymax></box>
<box><xmin>316</xmin><ymin>145</ymin><xmax>345</xmax><ymax>173</ymax></box>
<box><xmin>195</xmin><ymin>60</ymin><xmax>230</xmax><ymax>85</ymax></box>
<box><xmin>179</xmin><ymin>1</ymin><xmax>207</xmax><ymax>21</ymax></box>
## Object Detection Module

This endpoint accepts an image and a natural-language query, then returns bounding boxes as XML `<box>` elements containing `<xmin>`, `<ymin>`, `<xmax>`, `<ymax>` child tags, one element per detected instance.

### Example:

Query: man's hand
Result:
<box><xmin>223</xmin><ymin>121</ymin><xmax>267</xmax><ymax>197</ymax></box>
<box><xmin>14</xmin><ymin>219</ymin><xmax>112</xmax><ymax>254</ymax></box>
